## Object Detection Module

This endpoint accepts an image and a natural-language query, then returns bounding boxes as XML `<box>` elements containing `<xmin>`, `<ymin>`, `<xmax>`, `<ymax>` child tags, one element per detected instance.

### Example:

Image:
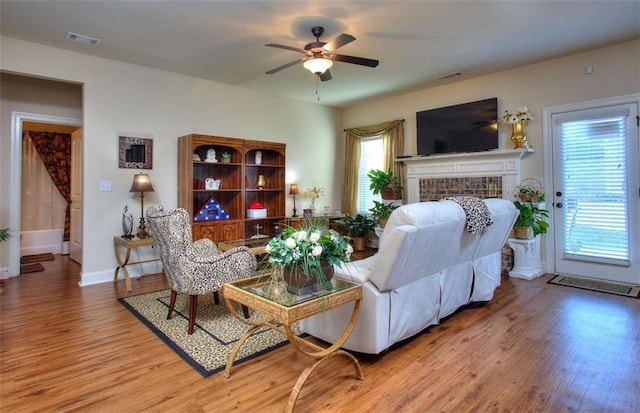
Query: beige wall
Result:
<box><xmin>342</xmin><ymin>39</ymin><xmax>640</xmax><ymax>182</ymax></box>
<box><xmin>1</xmin><ymin>36</ymin><xmax>343</xmax><ymax>284</ymax></box>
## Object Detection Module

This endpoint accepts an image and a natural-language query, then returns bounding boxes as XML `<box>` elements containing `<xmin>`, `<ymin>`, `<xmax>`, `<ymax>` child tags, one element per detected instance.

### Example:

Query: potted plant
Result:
<box><xmin>369</xmin><ymin>201</ymin><xmax>399</xmax><ymax>228</ymax></box>
<box><xmin>338</xmin><ymin>214</ymin><xmax>376</xmax><ymax>251</ymax></box>
<box><xmin>367</xmin><ymin>168</ymin><xmax>403</xmax><ymax>200</ymax></box>
<box><xmin>513</xmin><ymin>201</ymin><xmax>549</xmax><ymax>239</ymax></box>
<box><xmin>515</xmin><ymin>178</ymin><xmax>544</xmax><ymax>203</ymax></box>
<box><xmin>264</xmin><ymin>220</ymin><xmax>353</xmax><ymax>295</ymax></box>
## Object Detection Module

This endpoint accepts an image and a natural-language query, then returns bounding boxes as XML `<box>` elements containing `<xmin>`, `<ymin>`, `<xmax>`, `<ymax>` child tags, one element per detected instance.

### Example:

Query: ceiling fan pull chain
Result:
<box><xmin>315</xmin><ymin>76</ymin><xmax>320</xmax><ymax>102</ymax></box>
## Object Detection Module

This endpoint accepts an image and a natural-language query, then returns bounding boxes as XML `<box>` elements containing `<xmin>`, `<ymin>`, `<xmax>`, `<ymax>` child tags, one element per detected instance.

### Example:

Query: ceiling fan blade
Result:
<box><xmin>331</xmin><ymin>54</ymin><xmax>379</xmax><ymax>68</ymax></box>
<box><xmin>265</xmin><ymin>43</ymin><xmax>306</xmax><ymax>54</ymax></box>
<box><xmin>319</xmin><ymin>70</ymin><xmax>332</xmax><ymax>82</ymax></box>
<box><xmin>322</xmin><ymin>33</ymin><xmax>356</xmax><ymax>52</ymax></box>
<box><xmin>266</xmin><ymin>59</ymin><xmax>304</xmax><ymax>74</ymax></box>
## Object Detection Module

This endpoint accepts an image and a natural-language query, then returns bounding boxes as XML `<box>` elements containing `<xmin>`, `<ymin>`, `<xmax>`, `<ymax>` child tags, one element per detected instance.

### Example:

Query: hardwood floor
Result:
<box><xmin>1</xmin><ymin>255</ymin><xmax>638</xmax><ymax>412</ymax></box>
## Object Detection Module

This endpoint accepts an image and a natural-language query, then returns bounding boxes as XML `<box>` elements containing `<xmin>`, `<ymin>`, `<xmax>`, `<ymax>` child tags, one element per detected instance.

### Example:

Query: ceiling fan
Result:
<box><xmin>265</xmin><ymin>26</ymin><xmax>379</xmax><ymax>81</ymax></box>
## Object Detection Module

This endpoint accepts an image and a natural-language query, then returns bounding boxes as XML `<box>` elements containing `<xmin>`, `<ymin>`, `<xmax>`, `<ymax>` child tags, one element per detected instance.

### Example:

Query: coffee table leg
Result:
<box><xmin>284</xmin><ymin>299</ymin><xmax>363</xmax><ymax>412</ymax></box>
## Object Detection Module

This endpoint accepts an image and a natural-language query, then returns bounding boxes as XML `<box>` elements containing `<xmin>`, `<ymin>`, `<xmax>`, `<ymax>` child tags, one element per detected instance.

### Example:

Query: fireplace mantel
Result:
<box><xmin>398</xmin><ymin>149</ymin><xmax>534</xmax><ymax>203</ymax></box>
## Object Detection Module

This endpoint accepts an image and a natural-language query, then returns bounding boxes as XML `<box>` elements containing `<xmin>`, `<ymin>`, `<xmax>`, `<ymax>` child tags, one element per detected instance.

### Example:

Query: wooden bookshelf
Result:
<box><xmin>178</xmin><ymin>134</ymin><xmax>286</xmax><ymax>242</ymax></box>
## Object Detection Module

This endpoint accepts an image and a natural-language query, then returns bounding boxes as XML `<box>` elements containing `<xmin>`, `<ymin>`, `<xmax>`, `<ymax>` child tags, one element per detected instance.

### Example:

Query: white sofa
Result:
<box><xmin>300</xmin><ymin>198</ymin><xmax>518</xmax><ymax>354</ymax></box>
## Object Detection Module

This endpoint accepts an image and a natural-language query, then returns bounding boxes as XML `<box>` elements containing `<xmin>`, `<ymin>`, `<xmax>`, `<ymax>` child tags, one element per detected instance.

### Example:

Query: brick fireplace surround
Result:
<box><xmin>399</xmin><ymin>149</ymin><xmax>533</xmax><ymax>204</ymax></box>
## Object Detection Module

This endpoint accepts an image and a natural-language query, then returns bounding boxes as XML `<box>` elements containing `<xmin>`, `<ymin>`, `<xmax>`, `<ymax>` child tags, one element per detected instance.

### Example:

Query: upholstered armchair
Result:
<box><xmin>146</xmin><ymin>207</ymin><xmax>257</xmax><ymax>334</ymax></box>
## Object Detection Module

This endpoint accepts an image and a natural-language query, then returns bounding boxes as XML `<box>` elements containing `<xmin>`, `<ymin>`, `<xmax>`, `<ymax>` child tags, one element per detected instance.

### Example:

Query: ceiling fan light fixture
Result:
<box><xmin>303</xmin><ymin>57</ymin><xmax>333</xmax><ymax>74</ymax></box>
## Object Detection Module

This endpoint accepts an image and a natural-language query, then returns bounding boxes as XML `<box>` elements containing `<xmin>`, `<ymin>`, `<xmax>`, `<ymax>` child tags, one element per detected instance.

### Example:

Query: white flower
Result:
<box><xmin>346</xmin><ymin>244</ymin><xmax>354</xmax><ymax>255</ymax></box>
<box><xmin>309</xmin><ymin>231</ymin><xmax>321</xmax><ymax>243</ymax></box>
<box><xmin>265</xmin><ymin>244</ymin><xmax>272</xmax><ymax>253</ymax></box>
<box><xmin>294</xmin><ymin>230</ymin><xmax>307</xmax><ymax>241</ymax></box>
<box><xmin>311</xmin><ymin>245</ymin><xmax>323</xmax><ymax>256</ymax></box>
<box><xmin>502</xmin><ymin>107</ymin><xmax>534</xmax><ymax>125</ymax></box>
<box><xmin>285</xmin><ymin>238</ymin><xmax>296</xmax><ymax>249</ymax></box>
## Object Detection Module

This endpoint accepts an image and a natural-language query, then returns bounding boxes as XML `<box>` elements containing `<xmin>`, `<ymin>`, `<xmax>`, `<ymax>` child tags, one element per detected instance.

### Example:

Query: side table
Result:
<box><xmin>223</xmin><ymin>273</ymin><xmax>363</xmax><ymax>413</ymax></box>
<box><xmin>113</xmin><ymin>236</ymin><xmax>160</xmax><ymax>291</ymax></box>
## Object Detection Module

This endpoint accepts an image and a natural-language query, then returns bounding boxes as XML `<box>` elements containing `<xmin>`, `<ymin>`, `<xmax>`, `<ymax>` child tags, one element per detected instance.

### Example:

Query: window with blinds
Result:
<box><xmin>356</xmin><ymin>137</ymin><xmax>383</xmax><ymax>214</ymax></box>
<box><xmin>559</xmin><ymin>113</ymin><xmax>630</xmax><ymax>264</ymax></box>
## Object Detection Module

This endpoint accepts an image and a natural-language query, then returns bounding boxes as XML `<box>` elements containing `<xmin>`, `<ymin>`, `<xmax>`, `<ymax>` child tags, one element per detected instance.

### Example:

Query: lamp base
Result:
<box><xmin>137</xmin><ymin>217</ymin><xmax>151</xmax><ymax>239</ymax></box>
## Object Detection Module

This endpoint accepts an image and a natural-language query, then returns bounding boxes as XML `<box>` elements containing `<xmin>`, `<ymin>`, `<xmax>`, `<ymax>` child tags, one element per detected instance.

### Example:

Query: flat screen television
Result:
<box><xmin>416</xmin><ymin>98</ymin><xmax>498</xmax><ymax>156</ymax></box>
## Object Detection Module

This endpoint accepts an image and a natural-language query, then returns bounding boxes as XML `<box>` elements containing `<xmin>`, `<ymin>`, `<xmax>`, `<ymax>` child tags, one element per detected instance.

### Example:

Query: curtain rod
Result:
<box><xmin>343</xmin><ymin>118</ymin><xmax>405</xmax><ymax>132</ymax></box>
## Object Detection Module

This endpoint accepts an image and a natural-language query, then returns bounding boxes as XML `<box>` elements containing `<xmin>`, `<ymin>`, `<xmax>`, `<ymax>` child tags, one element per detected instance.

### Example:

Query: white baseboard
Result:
<box><xmin>79</xmin><ymin>261</ymin><xmax>163</xmax><ymax>287</ymax></box>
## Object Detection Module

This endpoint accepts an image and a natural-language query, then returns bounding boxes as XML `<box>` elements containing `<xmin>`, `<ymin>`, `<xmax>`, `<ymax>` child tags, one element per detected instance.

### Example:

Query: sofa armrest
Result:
<box><xmin>333</xmin><ymin>258</ymin><xmax>374</xmax><ymax>285</ymax></box>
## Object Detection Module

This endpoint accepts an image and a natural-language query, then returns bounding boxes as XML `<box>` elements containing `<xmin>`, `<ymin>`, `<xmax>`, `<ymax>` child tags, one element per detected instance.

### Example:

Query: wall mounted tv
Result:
<box><xmin>416</xmin><ymin>97</ymin><xmax>498</xmax><ymax>156</ymax></box>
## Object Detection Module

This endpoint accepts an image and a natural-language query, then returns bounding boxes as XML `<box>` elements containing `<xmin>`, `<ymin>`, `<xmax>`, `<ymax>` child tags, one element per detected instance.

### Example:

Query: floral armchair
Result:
<box><xmin>146</xmin><ymin>207</ymin><xmax>257</xmax><ymax>334</ymax></box>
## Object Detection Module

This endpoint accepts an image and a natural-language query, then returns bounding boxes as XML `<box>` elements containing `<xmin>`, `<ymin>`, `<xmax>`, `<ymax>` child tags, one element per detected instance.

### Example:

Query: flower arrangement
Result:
<box><xmin>265</xmin><ymin>220</ymin><xmax>352</xmax><ymax>277</ymax></box>
<box><xmin>502</xmin><ymin>107</ymin><xmax>533</xmax><ymax>124</ymax></box>
<box><xmin>303</xmin><ymin>182</ymin><xmax>325</xmax><ymax>199</ymax></box>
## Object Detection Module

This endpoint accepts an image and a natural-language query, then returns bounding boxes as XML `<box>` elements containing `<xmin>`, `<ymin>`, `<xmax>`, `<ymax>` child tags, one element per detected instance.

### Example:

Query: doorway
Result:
<box><xmin>544</xmin><ymin>95</ymin><xmax>640</xmax><ymax>284</ymax></box>
<box><xmin>9</xmin><ymin>112</ymin><xmax>83</xmax><ymax>276</ymax></box>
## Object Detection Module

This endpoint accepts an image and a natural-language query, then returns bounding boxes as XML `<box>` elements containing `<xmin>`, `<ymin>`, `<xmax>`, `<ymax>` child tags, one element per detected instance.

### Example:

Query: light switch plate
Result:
<box><xmin>99</xmin><ymin>180</ymin><xmax>111</xmax><ymax>192</ymax></box>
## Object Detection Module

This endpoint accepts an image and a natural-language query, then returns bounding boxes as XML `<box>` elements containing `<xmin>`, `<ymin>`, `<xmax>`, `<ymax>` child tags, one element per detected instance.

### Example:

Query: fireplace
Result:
<box><xmin>399</xmin><ymin>149</ymin><xmax>533</xmax><ymax>203</ymax></box>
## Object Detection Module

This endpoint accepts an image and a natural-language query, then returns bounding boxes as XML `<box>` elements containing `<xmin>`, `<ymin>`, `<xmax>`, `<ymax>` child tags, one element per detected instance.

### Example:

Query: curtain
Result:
<box><xmin>26</xmin><ymin>131</ymin><xmax>72</xmax><ymax>241</ymax></box>
<box><xmin>342</xmin><ymin>119</ymin><xmax>405</xmax><ymax>215</ymax></box>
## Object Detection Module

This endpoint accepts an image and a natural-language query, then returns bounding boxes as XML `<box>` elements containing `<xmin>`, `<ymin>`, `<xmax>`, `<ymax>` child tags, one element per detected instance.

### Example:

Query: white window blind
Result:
<box><xmin>559</xmin><ymin>113</ymin><xmax>630</xmax><ymax>264</ymax></box>
<box><xmin>356</xmin><ymin>137</ymin><xmax>383</xmax><ymax>214</ymax></box>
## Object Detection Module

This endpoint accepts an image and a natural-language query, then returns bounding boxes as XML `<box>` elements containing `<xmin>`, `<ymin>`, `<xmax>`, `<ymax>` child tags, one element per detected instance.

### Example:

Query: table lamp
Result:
<box><xmin>289</xmin><ymin>183</ymin><xmax>299</xmax><ymax>217</ymax></box>
<box><xmin>129</xmin><ymin>173</ymin><xmax>154</xmax><ymax>239</ymax></box>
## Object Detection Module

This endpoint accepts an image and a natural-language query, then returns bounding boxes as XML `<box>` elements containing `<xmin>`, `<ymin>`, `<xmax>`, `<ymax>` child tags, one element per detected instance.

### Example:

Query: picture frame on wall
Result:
<box><xmin>118</xmin><ymin>133</ymin><xmax>153</xmax><ymax>169</ymax></box>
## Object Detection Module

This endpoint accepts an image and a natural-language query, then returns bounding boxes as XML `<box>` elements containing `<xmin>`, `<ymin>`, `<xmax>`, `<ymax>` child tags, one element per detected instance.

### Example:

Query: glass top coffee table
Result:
<box><xmin>222</xmin><ymin>272</ymin><xmax>363</xmax><ymax>413</ymax></box>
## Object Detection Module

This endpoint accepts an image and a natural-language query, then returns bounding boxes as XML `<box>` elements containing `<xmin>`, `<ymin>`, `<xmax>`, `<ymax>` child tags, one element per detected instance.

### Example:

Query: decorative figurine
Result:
<box><xmin>121</xmin><ymin>205</ymin><xmax>134</xmax><ymax>239</ymax></box>
<box><xmin>255</xmin><ymin>151</ymin><xmax>262</xmax><ymax>165</ymax></box>
<box><xmin>205</xmin><ymin>148</ymin><xmax>217</xmax><ymax>162</ymax></box>
<box><xmin>221</xmin><ymin>152</ymin><xmax>232</xmax><ymax>163</ymax></box>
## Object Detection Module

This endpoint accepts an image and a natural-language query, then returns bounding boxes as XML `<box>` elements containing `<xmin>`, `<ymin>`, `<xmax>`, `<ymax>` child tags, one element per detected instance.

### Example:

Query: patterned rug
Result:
<box><xmin>548</xmin><ymin>274</ymin><xmax>640</xmax><ymax>299</ymax></box>
<box><xmin>119</xmin><ymin>289</ymin><xmax>299</xmax><ymax>377</ymax></box>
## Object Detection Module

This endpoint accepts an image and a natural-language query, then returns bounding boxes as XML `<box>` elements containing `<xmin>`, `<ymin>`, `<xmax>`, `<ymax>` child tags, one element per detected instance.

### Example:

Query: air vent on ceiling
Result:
<box><xmin>65</xmin><ymin>32</ymin><xmax>102</xmax><ymax>46</ymax></box>
<box><xmin>434</xmin><ymin>71</ymin><xmax>463</xmax><ymax>80</ymax></box>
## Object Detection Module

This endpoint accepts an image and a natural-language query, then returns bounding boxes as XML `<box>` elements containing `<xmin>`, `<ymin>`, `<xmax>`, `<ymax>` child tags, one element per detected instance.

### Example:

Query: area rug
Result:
<box><xmin>119</xmin><ymin>289</ymin><xmax>299</xmax><ymax>377</ymax></box>
<box><xmin>20</xmin><ymin>263</ymin><xmax>44</xmax><ymax>274</ymax></box>
<box><xmin>548</xmin><ymin>274</ymin><xmax>640</xmax><ymax>299</ymax></box>
<box><xmin>20</xmin><ymin>253</ymin><xmax>55</xmax><ymax>264</ymax></box>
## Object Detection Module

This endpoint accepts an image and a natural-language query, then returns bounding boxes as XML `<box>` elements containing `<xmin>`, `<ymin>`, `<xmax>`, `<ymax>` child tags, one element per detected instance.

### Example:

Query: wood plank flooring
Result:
<box><xmin>1</xmin><ymin>255</ymin><xmax>638</xmax><ymax>412</ymax></box>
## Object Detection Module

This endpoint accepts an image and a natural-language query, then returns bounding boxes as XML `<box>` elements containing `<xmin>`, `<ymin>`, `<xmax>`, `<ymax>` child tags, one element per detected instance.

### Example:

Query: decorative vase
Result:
<box><xmin>510</xmin><ymin>121</ymin><xmax>527</xmax><ymax>149</ymax></box>
<box><xmin>283</xmin><ymin>261</ymin><xmax>334</xmax><ymax>295</ymax></box>
<box><xmin>514</xmin><ymin>226</ymin><xmax>533</xmax><ymax>239</ymax></box>
<box><xmin>381</xmin><ymin>189</ymin><xmax>402</xmax><ymax>200</ymax></box>
<box><xmin>353</xmin><ymin>237</ymin><xmax>367</xmax><ymax>252</ymax></box>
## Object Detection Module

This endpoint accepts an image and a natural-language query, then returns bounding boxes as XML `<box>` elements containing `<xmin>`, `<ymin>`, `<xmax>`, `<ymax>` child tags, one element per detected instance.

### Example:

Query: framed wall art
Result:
<box><xmin>118</xmin><ymin>134</ymin><xmax>153</xmax><ymax>169</ymax></box>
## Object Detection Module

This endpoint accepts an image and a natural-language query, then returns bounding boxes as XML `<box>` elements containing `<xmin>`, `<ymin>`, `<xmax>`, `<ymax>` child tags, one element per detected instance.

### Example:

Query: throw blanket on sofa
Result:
<box><xmin>442</xmin><ymin>196</ymin><xmax>493</xmax><ymax>234</ymax></box>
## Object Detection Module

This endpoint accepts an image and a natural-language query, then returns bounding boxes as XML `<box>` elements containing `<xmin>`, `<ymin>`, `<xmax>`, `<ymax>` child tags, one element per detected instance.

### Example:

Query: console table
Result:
<box><xmin>113</xmin><ymin>236</ymin><xmax>160</xmax><ymax>291</ymax></box>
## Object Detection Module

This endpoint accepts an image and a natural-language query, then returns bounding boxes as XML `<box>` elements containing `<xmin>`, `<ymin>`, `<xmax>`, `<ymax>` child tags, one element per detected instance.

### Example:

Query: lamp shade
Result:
<box><xmin>303</xmin><ymin>57</ymin><xmax>333</xmax><ymax>74</ymax></box>
<box><xmin>129</xmin><ymin>173</ymin><xmax>154</xmax><ymax>193</ymax></box>
<box><xmin>289</xmin><ymin>184</ymin><xmax>299</xmax><ymax>195</ymax></box>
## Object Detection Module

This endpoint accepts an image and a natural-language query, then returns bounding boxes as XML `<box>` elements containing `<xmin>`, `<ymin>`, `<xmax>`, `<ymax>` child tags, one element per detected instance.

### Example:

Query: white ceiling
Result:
<box><xmin>1</xmin><ymin>1</ymin><xmax>639</xmax><ymax>108</ymax></box>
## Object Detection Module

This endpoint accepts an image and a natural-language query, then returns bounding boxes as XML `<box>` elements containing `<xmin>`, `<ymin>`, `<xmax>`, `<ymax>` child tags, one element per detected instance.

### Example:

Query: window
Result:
<box><xmin>558</xmin><ymin>112</ymin><xmax>630</xmax><ymax>264</ymax></box>
<box><xmin>356</xmin><ymin>137</ymin><xmax>383</xmax><ymax>214</ymax></box>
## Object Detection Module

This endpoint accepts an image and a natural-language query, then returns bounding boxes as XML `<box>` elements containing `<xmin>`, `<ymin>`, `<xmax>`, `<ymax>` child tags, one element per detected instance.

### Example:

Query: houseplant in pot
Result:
<box><xmin>367</xmin><ymin>168</ymin><xmax>403</xmax><ymax>200</ymax></box>
<box><xmin>264</xmin><ymin>220</ymin><xmax>353</xmax><ymax>295</ymax></box>
<box><xmin>513</xmin><ymin>201</ymin><xmax>549</xmax><ymax>239</ymax></box>
<box><xmin>339</xmin><ymin>214</ymin><xmax>376</xmax><ymax>251</ymax></box>
<box><xmin>369</xmin><ymin>200</ymin><xmax>399</xmax><ymax>228</ymax></box>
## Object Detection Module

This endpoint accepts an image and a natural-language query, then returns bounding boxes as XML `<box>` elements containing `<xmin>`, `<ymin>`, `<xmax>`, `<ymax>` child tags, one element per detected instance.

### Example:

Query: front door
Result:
<box><xmin>551</xmin><ymin>102</ymin><xmax>639</xmax><ymax>284</ymax></box>
<box><xmin>70</xmin><ymin>129</ymin><xmax>83</xmax><ymax>264</ymax></box>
